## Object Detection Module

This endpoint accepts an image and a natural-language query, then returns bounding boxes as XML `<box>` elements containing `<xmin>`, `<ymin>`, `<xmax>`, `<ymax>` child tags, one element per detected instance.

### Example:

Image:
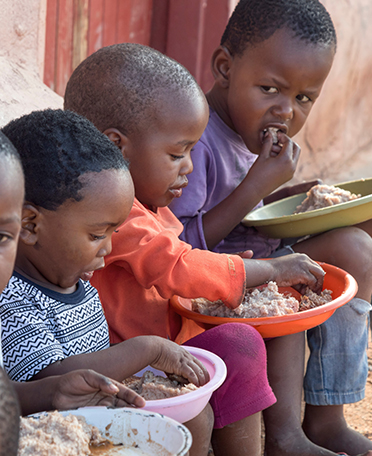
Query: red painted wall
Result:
<box><xmin>44</xmin><ymin>0</ymin><xmax>234</xmax><ymax>96</ymax></box>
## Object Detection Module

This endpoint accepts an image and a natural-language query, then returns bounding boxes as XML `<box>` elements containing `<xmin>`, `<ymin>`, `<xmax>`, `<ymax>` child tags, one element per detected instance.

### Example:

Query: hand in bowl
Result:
<box><xmin>150</xmin><ymin>339</ymin><xmax>210</xmax><ymax>387</ymax></box>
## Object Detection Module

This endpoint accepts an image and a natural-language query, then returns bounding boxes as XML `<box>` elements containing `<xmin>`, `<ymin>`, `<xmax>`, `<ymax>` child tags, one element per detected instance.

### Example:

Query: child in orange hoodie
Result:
<box><xmin>64</xmin><ymin>42</ymin><xmax>328</xmax><ymax>456</ymax></box>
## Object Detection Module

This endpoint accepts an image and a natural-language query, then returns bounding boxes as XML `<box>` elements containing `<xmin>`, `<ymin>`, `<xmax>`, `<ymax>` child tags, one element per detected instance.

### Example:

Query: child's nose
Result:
<box><xmin>181</xmin><ymin>154</ymin><xmax>193</xmax><ymax>175</ymax></box>
<box><xmin>272</xmin><ymin>98</ymin><xmax>294</xmax><ymax>122</ymax></box>
<box><xmin>97</xmin><ymin>238</ymin><xmax>112</xmax><ymax>257</ymax></box>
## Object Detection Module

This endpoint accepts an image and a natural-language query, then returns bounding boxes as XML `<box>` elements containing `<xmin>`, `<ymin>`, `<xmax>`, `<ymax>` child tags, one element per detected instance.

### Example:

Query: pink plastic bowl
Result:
<box><xmin>134</xmin><ymin>346</ymin><xmax>227</xmax><ymax>423</ymax></box>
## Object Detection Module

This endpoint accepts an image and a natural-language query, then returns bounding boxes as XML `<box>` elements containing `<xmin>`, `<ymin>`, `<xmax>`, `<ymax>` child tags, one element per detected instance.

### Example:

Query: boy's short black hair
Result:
<box><xmin>0</xmin><ymin>131</ymin><xmax>22</xmax><ymax>166</ymax></box>
<box><xmin>221</xmin><ymin>0</ymin><xmax>337</xmax><ymax>56</ymax></box>
<box><xmin>2</xmin><ymin>109</ymin><xmax>129</xmax><ymax>210</ymax></box>
<box><xmin>64</xmin><ymin>43</ymin><xmax>204</xmax><ymax>136</ymax></box>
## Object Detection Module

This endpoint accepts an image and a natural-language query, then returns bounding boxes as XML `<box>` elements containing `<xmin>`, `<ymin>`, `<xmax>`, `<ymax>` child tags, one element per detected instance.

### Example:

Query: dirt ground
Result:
<box><xmin>257</xmin><ymin>335</ymin><xmax>372</xmax><ymax>453</ymax></box>
<box><xmin>209</xmin><ymin>333</ymin><xmax>372</xmax><ymax>455</ymax></box>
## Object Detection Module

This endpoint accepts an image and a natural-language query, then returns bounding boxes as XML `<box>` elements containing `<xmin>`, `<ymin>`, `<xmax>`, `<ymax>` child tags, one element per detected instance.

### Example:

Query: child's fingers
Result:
<box><xmin>276</xmin><ymin>132</ymin><xmax>300</xmax><ymax>162</ymax></box>
<box><xmin>82</xmin><ymin>372</ymin><xmax>146</xmax><ymax>407</ymax></box>
<box><xmin>260</xmin><ymin>130</ymin><xmax>275</xmax><ymax>158</ymax></box>
<box><xmin>190</xmin><ymin>356</ymin><xmax>210</xmax><ymax>385</ymax></box>
<box><xmin>291</xmin><ymin>257</ymin><xmax>325</xmax><ymax>294</ymax></box>
<box><xmin>305</xmin><ymin>262</ymin><xmax>325</xmax><ymax>293</ymax></box>
<box><xmin>237</xmin><ymin>249</ymin><xmax>254</xmax><ymax>259</ymax></box>
<box><xmin>110</xmin><ymin>381</ymin><xmax>146</xmax><ymax>408</ymax></box>
<box><xmin>175</xmin><ymin>356</ymin><xmax>210</xmax><ymax>387</ymax></box>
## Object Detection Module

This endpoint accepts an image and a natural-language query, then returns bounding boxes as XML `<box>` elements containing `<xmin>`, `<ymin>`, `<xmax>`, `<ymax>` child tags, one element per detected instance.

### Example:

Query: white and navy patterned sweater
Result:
<box><xmin>0</xmin><ymin>272</ymin><xmax>110</xmax><ymax>381</ymax></box>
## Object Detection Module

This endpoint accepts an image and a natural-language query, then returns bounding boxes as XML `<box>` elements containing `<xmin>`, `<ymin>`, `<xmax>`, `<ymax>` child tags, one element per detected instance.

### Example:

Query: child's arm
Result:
<box><xmin>31</xmin><ymin>336</ymin><xmax>210</xmax><ymax>386</ymax></box>
<box><xmin>242</xmin><ymin>253</ymin><xmax>324</xmax><ymax>295</ymax></box>
<box><xmin>201</xmin><ymin>131</ymin><xmax>300</xmax><ymax>249</ymax></box>
<box><xmin>14</xmin><ymin>369</ymin><xmax>146</xmax><ymax>416</ymax></box>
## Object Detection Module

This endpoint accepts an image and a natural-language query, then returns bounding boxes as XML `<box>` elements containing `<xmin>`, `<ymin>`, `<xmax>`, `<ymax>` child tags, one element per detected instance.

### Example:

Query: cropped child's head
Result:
<box><xmin>2</xmin><ymin>109</ymin><xmax>134</xmax><ymax>292</ymax></box>
<box><xmin>64</xmin><ymin>43</ymin><xmax>209</xmax><ymax>209</ymax></box>
<box><xmin>207</xmin><ymin>0</ymin><xmax>337</xmax><ymax>154</ymax></box>
<box><xmin>0</xmin><ymin>132</ymin><xmax>23</xmax><ymax>456</ymax></box>
<box><xmin>0</xmin><ymin>132</ymin><xmax>24</xmax><ymax>293</ymax></box>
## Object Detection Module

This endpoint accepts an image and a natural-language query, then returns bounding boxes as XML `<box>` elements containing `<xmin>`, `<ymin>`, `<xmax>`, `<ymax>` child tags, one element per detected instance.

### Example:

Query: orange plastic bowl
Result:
<box><xmin>170</xmin><ymin>262</ymin><xmax>357</xmax><ymax>338</ymax></box>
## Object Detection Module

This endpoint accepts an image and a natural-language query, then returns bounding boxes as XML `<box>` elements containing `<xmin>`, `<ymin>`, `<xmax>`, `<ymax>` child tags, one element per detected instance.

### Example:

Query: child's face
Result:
<box><xmin>21</xmin><ymin>169</ymin><xmax>134</xmax><ymax>292</ymax></box>
<box><xmin>214</xmin><ymin>28</ymin><xmax>335</xmax><ymax>155</ymax></box>
<box><xmin>123</xmin><ymin>93</ymin><xmax>208</xmax><ymax>208</ymax></box>
<box><xmin>0</xmin><ymin>160</ymin><xmax>24</xmax><ymax>293</ymax></box>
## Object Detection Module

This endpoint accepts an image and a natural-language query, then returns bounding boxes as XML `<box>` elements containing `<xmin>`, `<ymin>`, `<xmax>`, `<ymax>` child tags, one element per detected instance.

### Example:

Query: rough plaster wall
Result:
<box><xmin>0</xmin><ymin>0</ymin><xmax>62</xmax><ymax>127</ymax></box>
<box><xmin>293</xmin><ymin>0</ymin><xmax>372</xmax><ymax>184</ymax></box>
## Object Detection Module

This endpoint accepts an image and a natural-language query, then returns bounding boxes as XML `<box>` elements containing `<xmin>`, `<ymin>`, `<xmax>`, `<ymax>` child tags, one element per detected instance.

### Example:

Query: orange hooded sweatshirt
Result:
<box><xmin>91</xmin><ymin>198</ymin><xmax>246</xmax><ymax>344</ymax></box>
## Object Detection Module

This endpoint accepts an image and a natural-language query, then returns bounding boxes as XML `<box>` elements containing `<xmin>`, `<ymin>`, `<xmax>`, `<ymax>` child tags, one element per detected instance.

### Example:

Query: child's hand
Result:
<box><xmin>266</xmin><ymin>254</ymin><xmax>325</xmax><ymax>294</ymax></box>
<box><xmin>247</xmin><ymin>130</ymin><xmax>301</xmax><ymax>199</ymax></box>
<box><xmin>243</xmin><ymin>254</ymin><xmax>324</xmax><ymax>298</ymax></box>
<box><xmin>51</xmin><ymin>369</ymin><xmax>146</xmax><ymax>410</ymax></box>
<box><xmin>237</xmin><ymin>250</ymin><xmax>254</xmax><ymax>259</ymax></box>
<box><xmin>150</xmin><ymin>339</ymin><xmax>210</xmax><ymax>387</ymax></box>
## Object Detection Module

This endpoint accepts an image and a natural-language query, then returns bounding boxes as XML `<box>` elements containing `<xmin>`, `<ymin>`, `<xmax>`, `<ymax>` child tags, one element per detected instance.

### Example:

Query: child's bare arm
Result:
<box><xmin>31</xmin><ymin>336</ymin><xmax>210</xmax><ymax>387</ymax></box>
<box><xmin>202</xmin><ymin>131</ymin><xmax>300</xmax><ymax>249</ymax></box>
<box><xmin>242</xmin><ymin>253</ymin><xmax>324</xmax><ymax>297</ymax></box>
<box><xmin>14</xmin><ymin>369</ymin><xmax>146</xmax><ymax>416</ymax></box>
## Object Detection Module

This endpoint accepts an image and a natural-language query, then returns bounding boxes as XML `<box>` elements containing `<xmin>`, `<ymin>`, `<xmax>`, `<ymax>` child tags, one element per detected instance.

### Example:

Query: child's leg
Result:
<box><xmin>211</xmin><ymin>413</ymin><xmax>261</xmax><ymax>456</ymax></box>
<box><xmin>263</xmin><ymin>332</ymin><xmax>336</xmax><ymax>456</ymax></box>
<box><xmin>184</xmin><ymin>403</ymin><xmax>214</xmax><ymax>456</ymax></box>
<box><xmin>185</xmin><ymin>323</ymin><xmax>276</xmax><ymax>456</ymax></box>
<box><xmin>293</xmin><ymin>226</ymin><xmax>372</xmax><ymax>454</ymax></box>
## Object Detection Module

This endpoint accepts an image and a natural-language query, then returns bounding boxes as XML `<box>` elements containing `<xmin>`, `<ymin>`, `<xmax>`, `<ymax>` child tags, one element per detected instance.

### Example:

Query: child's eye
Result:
<box><xmin>0</xmin><ymin>234</ymin><xmax>10</xmax><ymax>244</ymax></box>
<box><xmin>261</xmin><ymin>86</ymin><xmax>278</xmax><ymax>94</ymax></box>
<box><xmin>91</xmin><ymin>234</ymin><xmax>106</xmax><ymax>241</ymax></box>
<box><xmin>296</xmin><ymin>94</ymin><xmax>311</xmax><ymax>103</ymax></box>
<box><xmin>171</xmin><ymin>154</ymin><xmax>184</xmax><ymax>161</ymax></box>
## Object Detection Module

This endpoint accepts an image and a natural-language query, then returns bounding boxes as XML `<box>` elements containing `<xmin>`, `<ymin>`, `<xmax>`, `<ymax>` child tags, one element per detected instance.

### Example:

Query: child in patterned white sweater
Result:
<box><xmin>0</xmin><ymin>109</ymin><xmax>214</xmax><ymax>455</ymax></box>
<box><xmin>0</xmin><ymin>127</ymin><xmax>197</xmax><ymax>454</ymax></box>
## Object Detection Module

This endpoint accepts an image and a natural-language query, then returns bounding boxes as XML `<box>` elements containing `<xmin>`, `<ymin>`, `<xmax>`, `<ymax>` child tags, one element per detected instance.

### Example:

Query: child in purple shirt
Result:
<box><xmin>171</xmin><ymin>1</ymin><xmax>372</xmax><ymax>455</ymax></box>
<box><xmin>171</xmin><ymin>106</ymin><xmax>280</xmax><ymax>257</ymax></box>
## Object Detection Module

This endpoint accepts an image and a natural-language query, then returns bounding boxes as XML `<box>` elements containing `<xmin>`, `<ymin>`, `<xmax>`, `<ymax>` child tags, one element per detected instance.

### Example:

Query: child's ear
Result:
<box><xmin>19</xmin><ymin>204</ymin><xmax>41</xmax><ymax>246</ymax></box>
<box><xmin>210</xmin><ymin>46</ymin><xmax>232</xmax><ymax>89</ymax></box>
<box><xmin>104</xmin><ymin>128</ymin><xmax>129</xmax><ymax>158</ymax></box>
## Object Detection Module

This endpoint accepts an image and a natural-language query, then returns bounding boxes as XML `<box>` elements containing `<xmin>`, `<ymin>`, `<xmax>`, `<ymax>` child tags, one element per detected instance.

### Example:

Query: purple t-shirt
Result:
<box><xmin>170</xmin><ymin>108</ymin><xmax>280</xmax><ymax>258</ymax></box>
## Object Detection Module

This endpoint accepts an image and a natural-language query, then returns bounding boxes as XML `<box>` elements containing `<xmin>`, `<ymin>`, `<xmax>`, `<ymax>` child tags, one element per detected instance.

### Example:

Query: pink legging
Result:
<box><xmin>185</xmin><ymin>323</ymin><xmax>276</xmax><ymax>428</ymax></box>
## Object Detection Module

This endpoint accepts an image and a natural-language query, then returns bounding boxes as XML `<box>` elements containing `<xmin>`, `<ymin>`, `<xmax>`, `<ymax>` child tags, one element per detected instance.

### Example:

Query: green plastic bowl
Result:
<box><xmin>242</xmin><ymin>178</ymin><xmax>372</xmax><ymax>238</ymax></box>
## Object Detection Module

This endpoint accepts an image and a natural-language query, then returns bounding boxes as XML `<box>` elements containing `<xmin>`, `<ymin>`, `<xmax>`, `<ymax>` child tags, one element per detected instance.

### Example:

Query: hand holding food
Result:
<box><xmin>266</xmin><ymin>253</ymin><xmax>325</xmax><ymax>294</ymax></box>
<box><xmin>248</xmin><ymin>129</ymin><xmax>301</xmax><ymax>200</ymax></box>
<box><xmin>150</xmin><ymin>339</ymin><xmax>210</xmax><ymax>387</ymax></box>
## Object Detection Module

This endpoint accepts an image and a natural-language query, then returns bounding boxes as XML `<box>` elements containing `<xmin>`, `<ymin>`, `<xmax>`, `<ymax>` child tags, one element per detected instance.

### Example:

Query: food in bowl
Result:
<box><xmin>18</xmin><ymin>411</ymin><xmax>113</xmax><ymax>456</ymax></box>
<box><xmin>123</xmin><ymin>370</ymin><xmax>198</xmax><ymax>400</ymax></box>
<box><xmin>25</xmin><ymin>407</ymin><xmax>192</xmax><ymax>456</ymax></box>
<box><xmin>192</xmin><ymin>282</ymin><xmax>333</xmax><ymax>318</ymax></box>
<box><xmin>132</xmin><ymin>346</ymin><xmax>226</xmax><ymax>423</ymax></box>
<box><xmin>294</xmin><ymin>184</ymin><xmax>361</xmax><ymax>214</ymax></box>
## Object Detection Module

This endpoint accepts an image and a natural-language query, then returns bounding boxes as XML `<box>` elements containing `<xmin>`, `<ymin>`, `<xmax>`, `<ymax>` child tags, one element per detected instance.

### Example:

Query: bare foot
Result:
<box><xmin>265</xmin><ymin>429</ymin><xmax>338</xmax><ymax>456</ymax></box>
<box><xmin>303</xmin><ymin>405</ymin><xmax>372</xmax><ymax>456</ymax></box>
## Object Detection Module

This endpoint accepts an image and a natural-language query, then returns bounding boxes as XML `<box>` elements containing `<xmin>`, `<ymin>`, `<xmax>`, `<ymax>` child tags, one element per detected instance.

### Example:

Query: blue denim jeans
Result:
<box><xmin>269</xmin><ymin>245</ymin><xmax>371</xmax><ymax>405</ymax></box>
<box><xmin>304</xmin><ymin>297</ymin><xmax>371</xmax><ymax>405</ymax></box>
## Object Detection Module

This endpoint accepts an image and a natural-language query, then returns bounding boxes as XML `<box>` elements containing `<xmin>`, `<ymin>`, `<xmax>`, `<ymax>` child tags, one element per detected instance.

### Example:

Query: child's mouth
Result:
<box><xmin>169</xmin><ymin>188</ymin><xmax>183</xmax><ymax>198</ymax></box>
<box><xmin>262</xmin><ymin>127</ymin><xmax>280</xmax><ymax>145</ymax></box>
<box><xmin>80</xmin><ymin>271</ymin><xmax>94</xmax><ymax>281</ymax></box>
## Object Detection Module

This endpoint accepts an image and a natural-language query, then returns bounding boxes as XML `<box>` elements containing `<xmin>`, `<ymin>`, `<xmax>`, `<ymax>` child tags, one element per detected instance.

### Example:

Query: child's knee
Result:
<box><xmin>315</xmin><ymin>227</ymin><xmax>372</xmax><ymax>270</ymax></box>
<box><xmin>333</xmin><ymin>227</ymin><xmax>372</xmax><ymax>270</ymax></box>
<box><xmin>204</xmin><ymin>323</ymin><xmax>266</xmax><ymax>362</ymax></box>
